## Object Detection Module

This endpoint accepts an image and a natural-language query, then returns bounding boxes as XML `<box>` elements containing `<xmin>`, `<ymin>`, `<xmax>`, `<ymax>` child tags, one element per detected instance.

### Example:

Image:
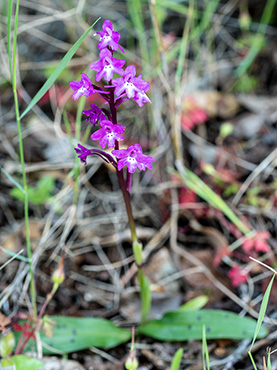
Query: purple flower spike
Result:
<box><xmin>82</xmin><ymin>104</ymin><xmax>105</xmax><ymax>126</ymax></box>
<box><xmin>91</xmin><ymin>120</ymin><xmax>125</xmax><ymax>149</ymax></box>
<box><xmin>112</xmin><ymin>65</ymin><xmax>149</xmax><ymax>100</ymax></box>
<box><xmin>90</xmin><ymin>48</ymin><xmax>125</xmax><ymax>82</ymax></box>
<box><xmin>69</xmin><ymin>73</ymin><xmax>95</xmax><ymax>100</ymax></box>
<box><xmin>97</xmin><ymin>20</ymin><xmax>124</xmax><ymax>53</ymax></box>
<box><xmin>112</xmin><ymin>143</ymin><xmax>156</xmax><ymax>173</ymax></box>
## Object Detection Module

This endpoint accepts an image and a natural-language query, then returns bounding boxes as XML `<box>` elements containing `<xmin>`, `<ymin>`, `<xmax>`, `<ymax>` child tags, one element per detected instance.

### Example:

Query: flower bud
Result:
<box><xmin>219</xmin><ymin>122</ymin><xmax>233</xmax><ymax>139</ymax></box>
<box><xmin>125</xmin><ymin>327</ymin><xmax>138</xmax><ymax>369</ymax></box>
<box><xmin>202</xmin><ymin>163</ymin><xmax>215</xmax><ymax>176</ymax></box>
<box><xmin>52</xmin><ymin>265</ymin><xmax>65</xmax><ymax>286</ymax></box>
<box><xmin>52</xmin><ymin>249</ymin><xmax>65</xmax><ymax>287</ymax></box>
<box><xmin>125</xmin><ymin>351</ymin><xmax>139</xmax><ymax>370</ymax></box>
<box><xmin>239</xmin><ymin>11</ymin><xmax>251</xmax><ymax>31</ymax></box>
<box><xmin>132</xmin><ymin>241</ymin><xmax>143</xmax><ymax>266</ymax></box>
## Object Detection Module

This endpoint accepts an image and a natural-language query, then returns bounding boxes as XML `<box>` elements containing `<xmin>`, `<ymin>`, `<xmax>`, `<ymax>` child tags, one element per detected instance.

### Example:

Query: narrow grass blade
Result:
<box><xmin>0</xmin><ymin>246</ymin><xmax>29</xmax><ymax>263</ymax></box>
<box><xmin>235</xmin><ymin>0</ymin><xmax>277</xmax><ymax>77</ymax></box>
<box><xmin>126</xmin><ymin>0</ymin><xmax>149</xmax><ymax>66</ymax></box>
<box><xmin>7</xmin><ymin>0</ymin><xmax>13</xmax><ymax>78</ymax></box>
<box><xmin>267</xmin><ymin>349</ymin><xmax>272</xmax><ymax>370</ymax></box>
<box><xmin>249</xmin><ymin>274</ymin><xmax>275</xmax><ymax>351</ymax></box>
<box><xmin>156</xmin><ymin>0</ymin><xmax>188</xmax><ymax>15</ymax></box>
<box><xmin>174</xmin><ymin>0</ymin><xmax>194</xmax><ymax>93</ymax></box>
<box><xmin>202</xmin><ymin>326</ymin><xmax>210</xmax><ymax>370</ymax></box>
<box><xmin>267</xmin><ymin>351</ymin><xmax>272</xmax><ymax>370</ymax></box>
<box><xmin>171</xmin><ymin>161</ymin><xmax>250</xmax><ymax>235</ymax></box>
<box><xmin>170</xmin><ymin>348</ymin><xmax>183</xmax><ymax>370</ymax></box>
<box><xmin>19</xmin><ymin>18</ymin><xmax>100</xmax><ymax>119</ymax></box>
<box><xmin>190</xmin><ymin>0</ymin><xmax>220</xmax><ymax>41</ymax></box>
<box><xmin>0</xmin><ymin>166</ymin><xmax>25</xmax><ymax>193</ymax></box>
<box><xmin>248</xmin><ymin>351</ymin><xmax>258</xmax><ymax>370</ymax></box>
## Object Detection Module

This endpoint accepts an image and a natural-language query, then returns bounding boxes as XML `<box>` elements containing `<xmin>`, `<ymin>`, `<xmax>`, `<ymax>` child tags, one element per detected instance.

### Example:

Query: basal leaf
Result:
<box><xmin>138</xmin><ymin>309</ymin><xmax>267</xmax><ymax>341</ymax></box>
<box><xmin>21</xmin><ymin>316</ymin><xmax>131</xmax><ymax>354</ymax></box>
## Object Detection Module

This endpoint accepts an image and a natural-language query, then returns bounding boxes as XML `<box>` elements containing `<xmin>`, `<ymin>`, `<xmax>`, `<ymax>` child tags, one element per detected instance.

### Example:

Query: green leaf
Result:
<box><xmin>170</xmin><ymin>348</ymin><xmax>183</xmax><ymax>370</ymax></box>
<box><xmin>1</xmin><ymin>358</ymin><xmax>14</xmax><ymax>368</ymax></box>
<box><xmin>0</xmin><ymin>332</ymin><xmax>15</xmax><ymax>357</ymax></box>
<box><xmin>138</xmin><ymin>309</ymin><xmax>268</xmax><ymax>341</ymax></box>
<box><xmin>11</xmin><ymin>355</ymin><xmax>43</xmax><ymax>370</ymax></box>
<box><xmin>178</xmin><ymin>295</ymin><xmax>208</xmax><ymax>311</ymax></box>
<box><xmin>20</xmin><ymin>316</ymin><xmax>131</xmax><ymax>354</ymax></box>
<box><xmin>10</xmin><ymin>175</ymin><xmax>55</xmax><ymax>205</ymax></box>
<box><xmin>19</xmin><ymin>18</ymin><xmax>100</xmax><ymax>119</ymax></box>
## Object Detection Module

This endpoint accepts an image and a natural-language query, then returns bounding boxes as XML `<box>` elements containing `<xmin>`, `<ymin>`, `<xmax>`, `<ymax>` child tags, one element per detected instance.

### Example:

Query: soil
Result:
<box><xmin>0</xmin><ymin>1</ymin><xmax>277</xmax><ymax>369</ymax></box>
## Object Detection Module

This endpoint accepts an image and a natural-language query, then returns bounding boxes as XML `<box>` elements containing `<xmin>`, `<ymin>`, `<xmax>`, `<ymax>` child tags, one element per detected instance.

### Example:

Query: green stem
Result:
<box><xmin>117</xmin><ymin>170</ymin><xmax>138</xmax><ymax>242</ymax></box>
<box><xmin>11</xmin><ymin>0</ymin><xmax>37</xmax><ymax>316</ymax></box>
<box><xmin>108</xmin><ymin>84</ymin><xmax>150</xmax><ymax>323</ymax></box>
<box><xmin>15</xmin><ymin>285</ymin><xmax>57</xmax><ymax>355</ymax></box>
<box><xmin>109</xmin><ymin>87</ymin><xmax>138</xmax><ymax>242</ymax></box>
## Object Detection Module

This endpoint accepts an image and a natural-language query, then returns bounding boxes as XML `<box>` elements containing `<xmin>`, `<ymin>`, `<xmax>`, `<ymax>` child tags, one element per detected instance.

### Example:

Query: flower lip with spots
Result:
<box><xmin>111</xmin><ymin>65</ymin><xmax>150</xmax><ymax>100</ymax></box>
<box><xmin>90</xmin><ymin>120</ymin><xmax>125</xmax><ymax>149</ymax></box>
<box><xmin>96</xmin><ymin>19</ymin><xmax>125</xmax><ymax>53</ymax></box>
<box><xmin>90</xmin><ymin>48</ymin><xmax>125</xmax><ymax>82</ymax></box>
<box><xmin>112</xmin><ymin>143</ymin><xmax>156</xmax><ymax>173</ymax></box>
<box><xmin>69</xmin><ymin>73</ymin><xmax>96</xmax><ymax>101</ymax></box>
<box><xmin>133</xmin><ymin>89</ymin><xmax>152</xmax><ymax>108</ymax></box>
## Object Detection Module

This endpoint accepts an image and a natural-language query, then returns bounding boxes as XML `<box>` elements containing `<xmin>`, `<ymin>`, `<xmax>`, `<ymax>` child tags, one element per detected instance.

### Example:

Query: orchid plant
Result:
<box><xmin>69</xmin><ymin>20</ymin><xmax>156</xmax><ymax>323</ymax></box>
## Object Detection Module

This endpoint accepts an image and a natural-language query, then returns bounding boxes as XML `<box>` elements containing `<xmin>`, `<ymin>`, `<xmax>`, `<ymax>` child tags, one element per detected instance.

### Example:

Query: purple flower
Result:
<box><xmin>133</xmin><ymin>90</ymin><xmax>152</xmax><ymax>107</ymax></box>
<box><xmin>75</xmin><ymin>144</ymin><xmax>93</xmax><ymax>164</ymax></box>
<box><xmin>90</xmin><ymin>48</ymin><xmax>125</xmax><ymax>82</ymax></box>
<box><xmin>82</xmin><ymin>104</ymin><xmax>105</xmax><ymax>126</ymax></box>
<box><xmin>69</xmin><ymin>73</ymin><xmax>95</xmax><ymax>100</ymax></box>
<box><xmin>112</xmin><ymin>65</ymin><xmax>149</xmax><ymax>100</ymax></box>
<box><xmin>96</xmin><ymin>20</ymin><xmax>124</xmax><ymax>53</ymax></box>
<box><xmin>90</xmin><ymin>120</ymin><xmax>125</xmax><ymax>149</ymax></box>
<box><xmin>75</xmin><ymin>144</ymin><xmax>117</xmax><ymax>167</ymax></box>
<box><xmin>112</xmin><ymin>143</ymin><xmax>156</xmax><ymax>173</ymax></box>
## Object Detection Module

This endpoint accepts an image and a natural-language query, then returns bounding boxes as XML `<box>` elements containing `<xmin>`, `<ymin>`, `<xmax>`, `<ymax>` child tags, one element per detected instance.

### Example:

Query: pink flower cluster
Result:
<box><xmin>242</xmin><ymin>231</ymin><xmax>271</xmax><ymax>254</ymax></box>
<box><xmin>69</xmin><ymin>20</ymin><xmax>155</xmax><ymax>176</ymax></box>
<box><xmin>227</xmin><ymin>231</ymin><xmax>271</xmax><ymax>288</ymax></box>
<box><xmin>228</xmin><ymin>265</ymin><xmax>248</xmax><ymax>287</ymax></box>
